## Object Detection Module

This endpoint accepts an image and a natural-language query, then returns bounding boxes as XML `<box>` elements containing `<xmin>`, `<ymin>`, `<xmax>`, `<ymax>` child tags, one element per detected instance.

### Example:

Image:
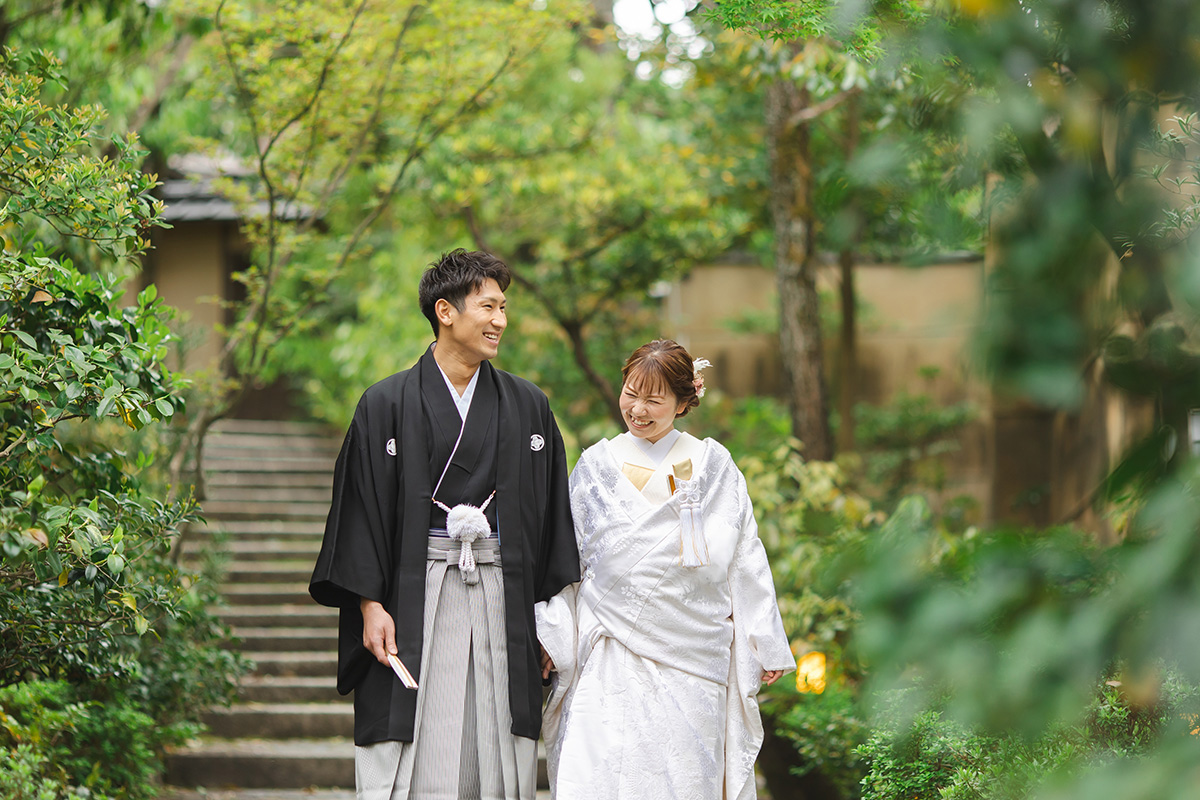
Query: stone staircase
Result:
<box><xmin>163</xmin><ymin>419</ymin><xmax>355</xmax><ymax>793</ymax></box>
<box><xmin>160</xmin><ymin>419</ymin><xmax>552</xmax><ymax>799</ymax></box>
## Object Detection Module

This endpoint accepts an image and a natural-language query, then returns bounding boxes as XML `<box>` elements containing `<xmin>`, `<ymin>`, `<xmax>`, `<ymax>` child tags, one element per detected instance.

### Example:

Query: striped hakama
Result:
<box><xmin>355</xmin><ymin>534</ymin><xmax>537</xmax><ymax>800</ymax></box>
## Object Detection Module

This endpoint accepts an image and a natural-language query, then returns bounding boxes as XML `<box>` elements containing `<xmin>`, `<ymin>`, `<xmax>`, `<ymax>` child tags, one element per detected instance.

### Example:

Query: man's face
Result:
<box><xmin>437</xmin><ymin>278</ymin><xmax>507</xmax><ymax>364</ymax></box>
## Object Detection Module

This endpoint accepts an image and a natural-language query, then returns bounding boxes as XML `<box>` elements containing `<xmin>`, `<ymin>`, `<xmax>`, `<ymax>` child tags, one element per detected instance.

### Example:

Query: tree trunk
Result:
<box><xmin>837</xmin><ymin>93</ymin><xmax>861</xmax><ymax>454</ymax></box>
<box><xmin>563</xmin><ymin>319</ymin><xmax>624</xmax><ymax>427</ymax></box>
<box><xmin>766</xmin><ymin>73</ymin><xmax>834</xmax><ymax>462</ymax></box>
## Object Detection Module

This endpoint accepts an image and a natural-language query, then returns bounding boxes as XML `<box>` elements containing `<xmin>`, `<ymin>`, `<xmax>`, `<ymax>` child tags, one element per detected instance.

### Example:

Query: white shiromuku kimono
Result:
<box><xmin>537</xmin><ymin>430</ymin><xmax>795</xmax><ymax>800</ymax></box>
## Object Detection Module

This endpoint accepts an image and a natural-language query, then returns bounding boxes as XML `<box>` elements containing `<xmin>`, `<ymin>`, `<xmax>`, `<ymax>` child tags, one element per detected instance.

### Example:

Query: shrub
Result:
<box><xmin>859</xmin><ymin>671</ymin><xmax>1200</xmax><ymax>800</ymax></box>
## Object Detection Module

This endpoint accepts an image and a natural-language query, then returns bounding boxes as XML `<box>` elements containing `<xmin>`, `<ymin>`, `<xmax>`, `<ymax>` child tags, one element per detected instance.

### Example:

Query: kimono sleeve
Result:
<box><xmin>533</xmin><ymin>408</ymin><xmax>582</xmax><ymax>603</ymax></box>
<box><xmin>724</xmin><ymin>468</ymin><xmax>796</xmax><ymax>800</ymax></box>
<box><xmin>729</xmin><ymin>471</ymin><xmax>796</xmax><ymax>676</ymax></box>
<box><xmin>309</xmin><ymin>404</ymin><xmax>397</xmax><ymax>609</ymax></box>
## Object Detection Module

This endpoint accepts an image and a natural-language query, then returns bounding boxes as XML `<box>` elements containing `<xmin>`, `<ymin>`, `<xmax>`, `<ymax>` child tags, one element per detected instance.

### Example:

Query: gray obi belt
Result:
<box><xmin>428</xmin><ymin>528</ymin><xmax>500</xmax><ymax>585</ymax></box>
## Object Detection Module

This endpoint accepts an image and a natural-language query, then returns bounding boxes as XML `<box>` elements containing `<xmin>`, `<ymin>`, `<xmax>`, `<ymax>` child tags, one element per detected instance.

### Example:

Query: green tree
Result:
<box><xmin>0</xmin><ymin>48</ymin><xmax>241</xmax><ymax>797</ymax></box>
<box><xmin>0</xmin><ymin>49</ymin><xmax>186</xmax><ymax>674</ymax></box>
<box><xmin>266</xmin><ymin>18</ymin><xmax>751</xmax><ymax>437</ymax></box>
<box><xmin>704</xmin><ymin>0</ymin><xmax>928</xmax><ymax>460</ymax></box>
<box><xmin>430</xmin><ymin>37</ymin><xmax>750</xmax><ymax>425</ymax></box>
<box><xmin>709</xmin><ymin>1</ymin><xmax>1200</xmax><ymax>797</ymax></box>
<box><xmin>168</xmin><ymin>0</ymin><xmax>589</xmax><ymax>505</ymax></box>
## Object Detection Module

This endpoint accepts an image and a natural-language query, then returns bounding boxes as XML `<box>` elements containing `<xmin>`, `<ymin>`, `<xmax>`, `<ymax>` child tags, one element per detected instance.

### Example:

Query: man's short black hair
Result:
<box><xmin>418</xmin><ymin>249</ymin><xmax>512</xmax><ymax>337</ymax></box>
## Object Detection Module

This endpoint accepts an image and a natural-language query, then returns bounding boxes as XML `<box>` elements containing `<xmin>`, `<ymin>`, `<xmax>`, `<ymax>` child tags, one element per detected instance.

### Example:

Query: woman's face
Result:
<box><xmin>619</xmin><ymin>378</ymin><xmax>686</xmax><ymax>444</ymax></box>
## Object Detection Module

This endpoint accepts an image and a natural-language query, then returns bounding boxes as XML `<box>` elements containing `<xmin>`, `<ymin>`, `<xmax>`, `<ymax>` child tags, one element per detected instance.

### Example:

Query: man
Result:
<box><xmin>309</xmin><ymin>249</ymin><xmax>579</xmax><ymax>800</ymax></box>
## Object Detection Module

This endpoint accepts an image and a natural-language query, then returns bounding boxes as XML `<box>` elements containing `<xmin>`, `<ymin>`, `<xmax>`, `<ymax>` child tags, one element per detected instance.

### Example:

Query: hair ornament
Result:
<box><xmin>692</xmin><ymin>357</ymin><xmax>712</xmax><ymax>398</ymax></box>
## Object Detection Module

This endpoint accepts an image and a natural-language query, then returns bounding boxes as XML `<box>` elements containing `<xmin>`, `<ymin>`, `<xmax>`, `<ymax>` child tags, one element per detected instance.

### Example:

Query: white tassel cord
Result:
<box><xmin>434</xmin><ymin>491</ymin><xmax>495</xmax><ymax>584</ymax></box>
<box><xmin>674</xmin><ymin>480</ymin><xmax>709</xmax><ymax>567</ymax></box>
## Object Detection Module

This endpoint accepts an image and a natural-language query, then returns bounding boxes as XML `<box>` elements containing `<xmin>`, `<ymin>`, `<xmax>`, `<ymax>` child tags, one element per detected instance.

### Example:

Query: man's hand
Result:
<box><xmin>762</xmin><ymin>669</ymin><xmax>784</xmax><ymax>686</ymax></box>
<box><xmin>540</xmin><ymin>644</ymin><xmax>556</xmax><ymax>681</ymax></box>
<box><xmin>361</xmin><ymin>598</ymin><xmax>396</xmax><ymax>665</ymax></box>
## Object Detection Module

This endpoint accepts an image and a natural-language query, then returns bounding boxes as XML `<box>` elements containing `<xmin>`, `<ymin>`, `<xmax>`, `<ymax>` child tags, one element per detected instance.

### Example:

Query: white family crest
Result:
<box><xmin>530</xmin><ymin>434</ymin><xmax>545</xmax><ymax>452</ymax></box>
<box><xmin>386</xmin><ymin>438</ymin><xmax>397</xmax><ymax>456</ymax></box>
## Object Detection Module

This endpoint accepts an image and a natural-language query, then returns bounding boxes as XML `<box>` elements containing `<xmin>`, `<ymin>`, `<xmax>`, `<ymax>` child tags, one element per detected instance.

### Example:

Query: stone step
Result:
<box><xmin>160</xmin><ymin>790</ymin><xmax>355</xmax><ymax>800</ymax></box>
<box><xmin>211</xmin><ymin>419</ymin><xmax>336</xmax><ymax>436</ymax></box>
<box><xmin>206</xmin><ymin>430</ymin><xmax>339</xmax><ymax>450</ymax></box>
<box><xmin>229</xmin><ymin>627</ymin><xmax>336</xmax><ymax>653</ymax></box>
<box><xmin>200</xmin><ymin>500</ymin><xmax>329</xmax><ymax>521</ymax></box>
<box><xmin>207</xmin><ymin>471</ymin><xmax>333</xmax><ymax>490</ymax></box>
<box><xmin>201</xmin><ymin>456</ymin><xmax>335</xmax><ymax>474</ymax></box>
<box><xmin>226</xmin><ymin>563</ymin><xmax>316</xmax><ymax>584</ymax></box>
<box><xmin>203</xmin><ymin>703</ymin><xmax>354</xmax><ymax>739</ymax></box>
<box><xmin>164</xmin><ymin>737</ymin><xmax>354</xmax><ymax>789</ymax></box>
<box><xmin>207</xmin><ymin>486</ymin><xmax>334</xmax><ymax>504</ymax></box>
<box><xmin>204</xmin><ymin>452</ymin><xmax>338</xmax><ymax>471</ymax></box>
<box><xmin>205</xmin><ymin>540</ymin><xmax>323</xmax><ymax>562</ymax></box>
<box><xmin>219</xmin><ymin>604</ymin><xmax>337</xmax><ymax>628</ymax></box>
<box><xmin>224</xmin><ymin>583</ymin><xmax>314</xmax><ymax>606</ymax></box>
<box><xmin>160</xmin><ymin>789</ymin><xmax>551</xmax><ymax>800</ymax></box>
<box><xmin>239</xmin><ymin>676</ymin><xmax>341</xmax><ymax>704</ymax></box>
<box><xmin>245</xmin><ymin>651</ymin><xmax>337</xmax><ymax>678</ymax></box>
<box><xmin>196</xmin><ymin>520</ymin><xmax>326</xmax><ymax>539</ymax></box>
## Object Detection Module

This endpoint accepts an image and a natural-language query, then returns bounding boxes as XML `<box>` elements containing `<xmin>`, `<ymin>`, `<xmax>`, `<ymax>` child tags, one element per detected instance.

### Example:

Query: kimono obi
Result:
<box><xmin>427</xmin><ymin>533</ymin><xmax>502</xmax><ymax>563</ymax></box>
<box><xmin>428</xmin><ymin>529</ymin><xmax>501</xmax><ymax>585</ymax></box>
<box><xmin>428</xmin><ymin>526</ymin><xmax>497</xmax><ymax>539</ymax></box>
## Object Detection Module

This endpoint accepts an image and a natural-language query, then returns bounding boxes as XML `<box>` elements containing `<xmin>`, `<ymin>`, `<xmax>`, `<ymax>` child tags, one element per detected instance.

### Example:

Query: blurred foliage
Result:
<box><xmin>698</xmin><ymin>1</ymin><xmax>1200</xmax><ymax>796</ymax></box>
<box><xmin>740</xmin><ymin>439</ymin><xmax>881</xmax><ymax>796</ymax></box>
<box><xmin>851</xmin><ymin>389</ymin><xmax>977</xmax><ymax>511</ymax></box>
<box><xmin>0</xmin><ymin>1</ymin><xmax>213</xmax><ymax>160</ymax></box>
<box><xmin>859</xmin><ymin>671</ymin><xmax>1200</xmax><ymax>800</ymax></box>
<box><xmin>0</xmin><ymin>48</ymin><xmax>246</xmax><ymax>794</ymax></box>
<box><xmin>850</xmin><ymin>468</ymin><xmax>1200</xmax><ymax>798</ymax></box>
<box><xmin>765</xmin><ymin>678</ymin><xmax>870</xmax><ymax>799</ymax></box>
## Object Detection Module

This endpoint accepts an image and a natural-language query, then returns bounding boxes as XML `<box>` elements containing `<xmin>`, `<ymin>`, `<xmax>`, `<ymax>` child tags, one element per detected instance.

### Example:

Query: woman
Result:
<box><xmin>537</xmin><ymin>339</ymin><xmax>795</xmax><ymax>800</ymax></box>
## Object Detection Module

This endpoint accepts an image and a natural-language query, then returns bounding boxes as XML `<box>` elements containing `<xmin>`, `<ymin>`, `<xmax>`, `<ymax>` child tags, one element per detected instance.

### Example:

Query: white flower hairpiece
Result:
<box><xmin>692</xmin><ymin>357</ymin><xmax>712</xmax><ymax>398</ymax></box>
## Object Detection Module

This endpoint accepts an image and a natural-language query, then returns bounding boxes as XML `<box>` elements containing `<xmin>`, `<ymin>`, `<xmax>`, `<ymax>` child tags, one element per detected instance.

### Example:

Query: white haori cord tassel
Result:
<box><xmin>434</xmin><ymin>491</ymin><xmax>495</xmax><ymax>584</ymax></box>
<box><xmin>674</xmin><ymin>479</ymin><xmax>709</xmax><ymax>567</ymax></box>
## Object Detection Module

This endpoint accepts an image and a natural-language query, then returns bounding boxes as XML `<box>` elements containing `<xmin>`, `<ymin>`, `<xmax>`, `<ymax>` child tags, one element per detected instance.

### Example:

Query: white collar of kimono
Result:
<box><xmin>624</xmin><ymin>428</ymin><xmax>681</xmax><ymax>467</ymax></box>
<box><xmin>436</xmin><ymin>361</ymin><xmax>480</xmax><ymax>422</ymax></box>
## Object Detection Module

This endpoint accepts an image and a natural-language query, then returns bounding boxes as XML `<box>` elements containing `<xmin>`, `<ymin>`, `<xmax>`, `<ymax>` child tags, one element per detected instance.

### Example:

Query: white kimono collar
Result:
<box><xmin>436</xmin><ymin>361</ymin><xmax>480</xmax><ymax>422</ymax></box>
<box><xmin>623</xmin><ymin>428</ymin><xmax>682</xmax><ymax>467</ymax></box>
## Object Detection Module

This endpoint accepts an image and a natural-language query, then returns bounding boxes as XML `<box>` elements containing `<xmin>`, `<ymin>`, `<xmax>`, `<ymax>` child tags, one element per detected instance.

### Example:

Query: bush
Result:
<box><xmin>740</xmin><ymin>442</ymin><xmax>879</xmax><ymax>798</ymax></box>
<box><xmin>0</xmin><ymin>48</ymin><xmax>246</xmax><ymax>797</ymax></box>
<box><xmin>0</xmin><ymin>680</ymin><xmax>158</xmax><ymax>799</ymax></box>
<box><xmin>859</xmin><ymin>671</ymin><xmax>1200</xmax><ymax>800</ymax></box>
<box><xmin>0</xmin><ymin>744</ymin><xmax>71</xmax><ymax>800</ymax></box>
<box><xmin>762</xmin><ymin>678</ymin><xmax>870</xmax><ymax>799</ymax></box>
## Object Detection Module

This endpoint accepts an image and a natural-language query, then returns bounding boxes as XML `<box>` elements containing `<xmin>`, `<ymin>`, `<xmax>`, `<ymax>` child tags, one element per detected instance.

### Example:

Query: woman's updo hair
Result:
<box><xmin>621</xmin><ymin>339</ymin><xmax>702</xmax><ymax>417</ymax></box>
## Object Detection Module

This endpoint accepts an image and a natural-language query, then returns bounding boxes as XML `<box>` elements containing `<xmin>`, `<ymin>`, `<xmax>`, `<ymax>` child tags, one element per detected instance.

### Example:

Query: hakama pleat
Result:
<box><xmin>355</xmin><ymin>539</ymin><xmax>536</xmax><ymax>800</ymax></box>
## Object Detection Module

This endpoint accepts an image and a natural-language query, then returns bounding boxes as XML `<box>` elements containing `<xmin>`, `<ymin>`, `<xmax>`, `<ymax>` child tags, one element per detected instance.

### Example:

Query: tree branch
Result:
<box><xmin>787</xmin><ymin>87</ymin><xmax>859</xmax><ymax>127</ymax></box>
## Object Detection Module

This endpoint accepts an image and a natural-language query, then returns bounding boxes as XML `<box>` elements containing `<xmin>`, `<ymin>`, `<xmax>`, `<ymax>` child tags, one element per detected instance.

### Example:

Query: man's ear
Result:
<box><xmin>435</xmin><ymin>298</ymin><xmax>455</xmax><ymax>328</ymax></box>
